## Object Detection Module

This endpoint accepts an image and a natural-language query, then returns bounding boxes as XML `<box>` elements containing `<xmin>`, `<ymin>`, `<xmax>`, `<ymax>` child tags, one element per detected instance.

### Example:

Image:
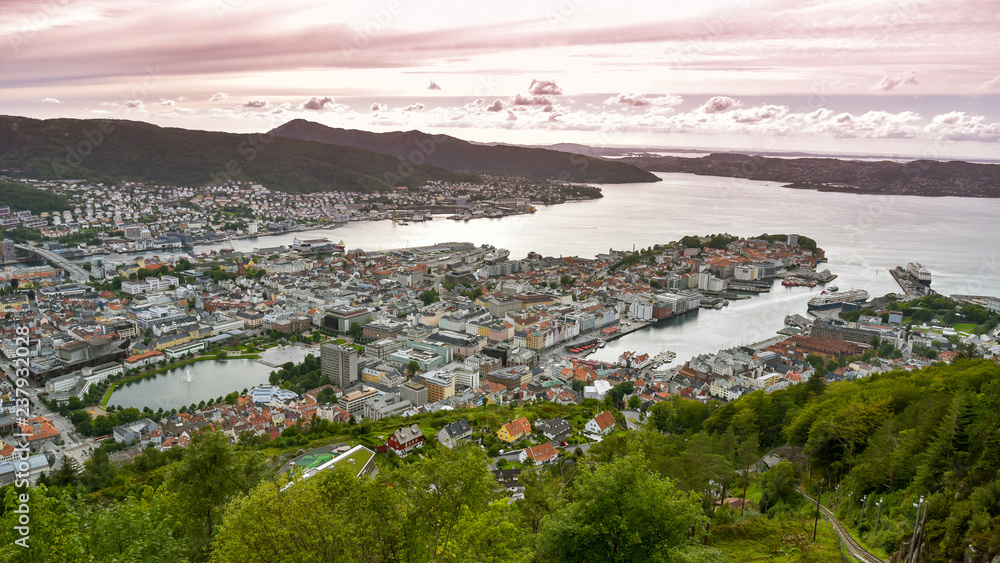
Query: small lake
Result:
<box><xmin>106</xmin><ymin>358</ymin><xmax>273</xmax><ymax>411</ymax></box>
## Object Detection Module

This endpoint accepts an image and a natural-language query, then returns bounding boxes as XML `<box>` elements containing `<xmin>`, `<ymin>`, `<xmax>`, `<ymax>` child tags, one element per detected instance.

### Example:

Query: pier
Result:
<box><xmin>728</xmin><ymin>280</ymin><xmax>772</xmax><ymax>293</ymax></box>
<box><xmin>649</xmin><ymin>350</ymin><xmax>677</xmax><ymax>367</ymax></box>
<box><xmin>603</xmin><ymin>320</ymin><xmax>653</xmax><ymax>342</ymax></box>
<box><xmin>890</xmin><ymin>266</ymin><xmax>936</xmax><ymax>297</ymax></box>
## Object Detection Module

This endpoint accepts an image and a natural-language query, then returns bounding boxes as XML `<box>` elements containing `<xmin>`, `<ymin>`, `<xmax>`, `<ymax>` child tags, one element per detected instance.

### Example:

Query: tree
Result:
<box><xmin>607</xmin><ymin>381</ymin><xmax>634</xmax><ymax>406</ymax></box>
<box><xmin>571</xmin><ymin>379</ymin><xmax>586</xmax><ymax>394</ymax></box>
<box><xmin>395</xmin><ymin>446</ymin><xmax>499</xmax><ymax>561</ymax></box>
<box><xmin>419</xmin><ymin>289</ymin><xmax>439</xmax><ymax>306</ymax></box>
<box><xmin>406</xmin><ymin>360</ymin><xmax>420</xmax><ymax>377</ymax></box>
<box><xmin>347</xmin><ymin>321</ymin><xmax>364</xmax><ymax>341</ymax></box>
<box><xmin>536</xmin><ymin>452</ymin><xmax>704</xmax><ymax>562</ymax></box>
<box><xmin>82</xmin><ymin>485</ymin><xmax>188</xmax><ymax>563</ymax></box>
<box><xmin>804</xmin><ymin>372</ymin><xmax>826</xmax><ymax>397</ymax></box>
<box><xmin>166</xmin><ymin>431</ymin><xmax>265</xmax><ymax>554</ymax></box>
<box><xmin>757</xmin><ymin>461</ymin><xmax>802</xmax><ymax>515</ymax></box>
<box><xmin>627</xmin><ymin>395</ymin><xmax>642</xmax><ymax>410</ymax></box>
<box><xmin>806</xmin><ymin>354</ymin><xmax>825</xmax><ymax>372</ymax></box>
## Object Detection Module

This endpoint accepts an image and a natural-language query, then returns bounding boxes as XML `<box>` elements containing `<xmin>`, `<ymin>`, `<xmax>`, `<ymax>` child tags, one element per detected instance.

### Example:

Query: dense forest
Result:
<box><xmin>1</xmin><ymin>360</ymin><xmax>998</xmax><ymax>562</ymax></box>
<box><xmin>0</xmin><ymin>181</ymin><xmax>71</xmax><ymax>215</ymax></box>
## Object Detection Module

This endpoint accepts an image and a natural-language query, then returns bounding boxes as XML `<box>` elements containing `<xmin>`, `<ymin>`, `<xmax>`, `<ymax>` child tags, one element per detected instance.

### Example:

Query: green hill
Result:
<box><xmin>3</xmin><ymin>360</ymin><xmax>999</xmax><ymax>562</ymax></box>
<box><xmin>0</xmin><ymin>180</ymin><xmax>71</xmax><ymax>214</ymax></box>
<box><xmin>0</xmin><ymin>115</ymin><xmax>479</xmax><ymax>192</ymax></box>
<box><xmin>269</xmin><ymin>119</ymin><xmax>661</xmax><ymax>184</ymax></box>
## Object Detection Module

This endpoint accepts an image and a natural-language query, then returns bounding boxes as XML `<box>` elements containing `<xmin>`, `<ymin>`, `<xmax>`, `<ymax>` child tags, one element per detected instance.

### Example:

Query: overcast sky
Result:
<box><xmin>3</xmin><ymin>0</ymin><xmax>999</xmax><ymax>157</ymax></box>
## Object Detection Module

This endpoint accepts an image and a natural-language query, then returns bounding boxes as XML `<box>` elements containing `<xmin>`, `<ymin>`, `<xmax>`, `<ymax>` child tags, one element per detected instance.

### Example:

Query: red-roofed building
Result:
<box><xmin>497</xmin><ymin>416</ymin><xmax>531</xmax><ymax>443</ymax></box>
<box><xmin>124</xmin><ymin>349</ymin><xmax>165</xmax><ymax>368</ymax></box>
<box><xmin>18</xmin><ymin>416</ymin><xmax>60</xmax><ymax>444</ymax></box>
<box><xmin>585</xmin><ymin>411</ymin><xmax>616</xmax><ymax>436</ymax></box>
<box><xmin>520</xmin><ymin>442</ymin><xmax>559</xmax><ymax>465</ymax></box>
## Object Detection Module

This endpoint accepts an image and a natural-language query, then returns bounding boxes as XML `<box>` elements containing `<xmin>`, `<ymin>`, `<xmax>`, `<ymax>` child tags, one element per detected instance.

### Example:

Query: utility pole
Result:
<box><xmin>874</xmin><ymin>497</ymin><xmax>884</xmax><ymax>536</ymax></box>
<box><xmin>812</xmin><ymin>480</ymin><xmax>824</xmax><ymax>541</ymax></box>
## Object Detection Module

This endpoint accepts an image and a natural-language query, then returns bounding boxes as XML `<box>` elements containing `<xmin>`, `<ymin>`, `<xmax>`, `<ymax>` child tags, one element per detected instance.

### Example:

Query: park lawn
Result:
<box><xmin>710</xmin><ymin>515</ymin><xmax>844</xmax><ymax>563</ymax></box>
<box><xmin>951</xmin><ymin>322</ymin><xmax>977</xmax><ymax>333</ymax></box>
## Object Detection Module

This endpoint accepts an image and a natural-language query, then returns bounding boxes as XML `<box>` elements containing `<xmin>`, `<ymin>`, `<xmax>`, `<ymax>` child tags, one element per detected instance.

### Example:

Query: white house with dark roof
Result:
<box><xmin>436</xmin><ymin>418</ymin><xmax>472</xmax><ymax>449</ymax></box>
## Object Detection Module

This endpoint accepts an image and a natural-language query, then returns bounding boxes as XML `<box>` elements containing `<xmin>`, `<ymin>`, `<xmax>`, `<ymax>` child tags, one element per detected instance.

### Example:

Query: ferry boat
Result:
<box><xmin>291</xmin><ymin>237</ymin><xmax>331</xmax><ymax>252</ymax></box>
<box><xmin>906</xmin><ymin>262</ymin><xmax>932</xmax><ymax>286</ymax></box>
<box><xmin>484</xmin><ymin>248</ymin><xmax>510</xmax><ymax>263</ymax></box>
<box><xmin>807</xmin><ymin>289</ymin><xmax>869</xmax><ymax>311</ymax></box>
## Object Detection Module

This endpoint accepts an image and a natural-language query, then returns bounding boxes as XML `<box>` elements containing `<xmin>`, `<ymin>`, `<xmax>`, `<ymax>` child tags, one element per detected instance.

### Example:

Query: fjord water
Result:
<box><xmin>203</xmin><ymin>172</ymin><xmax>1000</xmax><ymax>362</ymax></box>
<box><xmin>115</xmin><ymin>171</ymin><xmax>999</xmax><ymax>368</ymax></box>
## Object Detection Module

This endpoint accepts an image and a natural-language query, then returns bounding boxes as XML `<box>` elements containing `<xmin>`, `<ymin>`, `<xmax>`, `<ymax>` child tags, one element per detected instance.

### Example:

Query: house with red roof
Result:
<box><xmin>585</xmin><ymin>411</ymin><xmax>616</xmax><ymax>436</ymax></box>
<box><xmin>520</xmin><ymin>442</ymin><xmax>559</xmax><ymax>465</ymax></box>
<box><xmin>497</xmin><ymin>416</ymin><xmax>532</xmax><ymax>443</ymax></box>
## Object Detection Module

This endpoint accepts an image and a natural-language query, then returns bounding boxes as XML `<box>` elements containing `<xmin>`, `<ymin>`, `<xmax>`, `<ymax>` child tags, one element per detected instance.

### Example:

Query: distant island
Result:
<box><xmin>621</xmin><ymin>153</ymin><xmax>1000</xmax><ymax>198</ymax></box>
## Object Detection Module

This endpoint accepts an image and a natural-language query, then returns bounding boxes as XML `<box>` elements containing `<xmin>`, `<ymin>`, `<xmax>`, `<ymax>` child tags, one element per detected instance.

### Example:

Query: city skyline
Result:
<box><xmin>3</xmin><ymin>0</ymin><xmax>1000</xmax><ymax>157</ymax></box>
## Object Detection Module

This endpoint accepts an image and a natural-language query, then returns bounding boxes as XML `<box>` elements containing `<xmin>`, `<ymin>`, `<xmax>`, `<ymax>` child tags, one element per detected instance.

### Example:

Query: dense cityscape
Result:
<box><xmin>3</xmin><ymin>0</ymin><xmax>1000</xmax><ymax>561</ymax></box>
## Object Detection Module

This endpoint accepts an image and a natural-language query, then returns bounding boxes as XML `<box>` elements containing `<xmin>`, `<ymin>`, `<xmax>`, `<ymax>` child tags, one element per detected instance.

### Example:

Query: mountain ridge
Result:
<box><xmin>0</xmin><ymin>115</ymin><xmax>479</xmax><ymax>192</ymax></box>
<box><xmin>268</xmin><ymin>119</ymin><xmax>661</xmax><ymax>184</ymax></box>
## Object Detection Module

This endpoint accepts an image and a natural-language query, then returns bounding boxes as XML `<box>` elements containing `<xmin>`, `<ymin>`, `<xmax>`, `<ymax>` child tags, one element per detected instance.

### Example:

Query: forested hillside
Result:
<box><xmin>1</xmin><ymin>360</ymin><xmax>997</xmax><ymax>562</ymax></box>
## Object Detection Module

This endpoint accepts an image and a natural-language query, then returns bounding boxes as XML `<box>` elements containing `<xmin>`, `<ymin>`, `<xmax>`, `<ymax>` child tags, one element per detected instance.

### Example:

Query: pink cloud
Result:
<box><xmin>604</xmin><ymin>93</ymin><xmax>682</xmax><ymax>107</ymax></box>
<box><xmin>872</xmin><ymin>72</ymin><xmax>919</xmax><ymax>92</ymax></box>
<box><xmin>699</xmin><ymin>96</ymin><xmax>741</xmax><ymax>113</ymax></box>
<box><xmin>528</xmin><ymin>79</ymin><xmax>563</xmax><ymax>96</ymax></box>
<box><xmin>511</xmin><ymin>93</ymin><xmax>553</xmax><ymax>106</ymax></box>
<box><xmin>300</xmin><ymin>96</ymin><xmax>335</xmax><ymax>110</ymax></box>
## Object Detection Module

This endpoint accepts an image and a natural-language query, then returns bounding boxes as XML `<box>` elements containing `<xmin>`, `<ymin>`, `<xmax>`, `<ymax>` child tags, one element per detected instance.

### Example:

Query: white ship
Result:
<box><xmin>484</xmin><ymin>248</ymin><xmax>510</xmax><ymax>263</ymax></box>
<box><xmin>906</xmin><ymin>262</ymin><xmax>932</xmax><ymax>286</ymax></box>
<box><xmin>807</xmin><ymin>289</ymin><xmax>869</xmax><ymax>311</ymax></box>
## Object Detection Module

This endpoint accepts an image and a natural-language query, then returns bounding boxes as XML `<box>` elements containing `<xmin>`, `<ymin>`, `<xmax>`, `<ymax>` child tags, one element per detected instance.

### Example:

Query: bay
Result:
<box><xmin>100</xmin><ymin>172</ymin><xmax>1000</xmax><ymax>364</ymax></box>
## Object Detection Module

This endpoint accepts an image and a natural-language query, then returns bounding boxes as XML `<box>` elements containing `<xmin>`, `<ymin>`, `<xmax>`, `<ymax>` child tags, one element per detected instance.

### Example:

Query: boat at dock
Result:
<box><xmin>484</xmin><ymin>248</ymin><xmax>510</xmax><ymax>263</ymax></box>
<box><xmin>807</xmin><ymin>289</ymin><xmax>869</xmax><ymax>311</ymax></box>
<box><xmin>906</xmin><ymin>262</ymin><xmax>932</xmax><ymax>286</ymax></box>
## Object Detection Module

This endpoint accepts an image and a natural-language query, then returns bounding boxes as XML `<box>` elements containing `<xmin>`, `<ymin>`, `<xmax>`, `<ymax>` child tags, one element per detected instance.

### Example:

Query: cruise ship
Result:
<box><xmin>906</xmin><ymin>262</ymin><xmax>932</xmax><ymax>286</ymax></box>
<box><xmin>484</xmin><ymin>248</ymin><xmax>510</xmax><ymax>263</ymax></box>
<box><xmin>807</xmin><ymin>289</ymin><xmax>870</xmax><ymax>311</ymax></box>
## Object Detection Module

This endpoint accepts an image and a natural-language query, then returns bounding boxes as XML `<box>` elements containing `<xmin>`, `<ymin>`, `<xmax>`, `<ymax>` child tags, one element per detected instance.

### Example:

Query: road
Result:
<box><xmin>797</xmin><ymin>486</ymin><xmax>886</xmax><ymax>563</ymax></box>
<box><xmin>1</xmin><ymin>360</ymin><xmax>96</xmax><ymax>464</ymax></box>
<box><xmin>622</xmin><ymin>409</ymin><xmax>645</xmax><ymax>431</ymax></box>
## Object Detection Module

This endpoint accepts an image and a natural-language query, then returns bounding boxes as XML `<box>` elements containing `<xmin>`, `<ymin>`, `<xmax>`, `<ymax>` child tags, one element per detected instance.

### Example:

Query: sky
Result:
<box><xmin>3</xmin><ymin>0</ymin><xmax>1000</xmax><ymax>158</ymax></box>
